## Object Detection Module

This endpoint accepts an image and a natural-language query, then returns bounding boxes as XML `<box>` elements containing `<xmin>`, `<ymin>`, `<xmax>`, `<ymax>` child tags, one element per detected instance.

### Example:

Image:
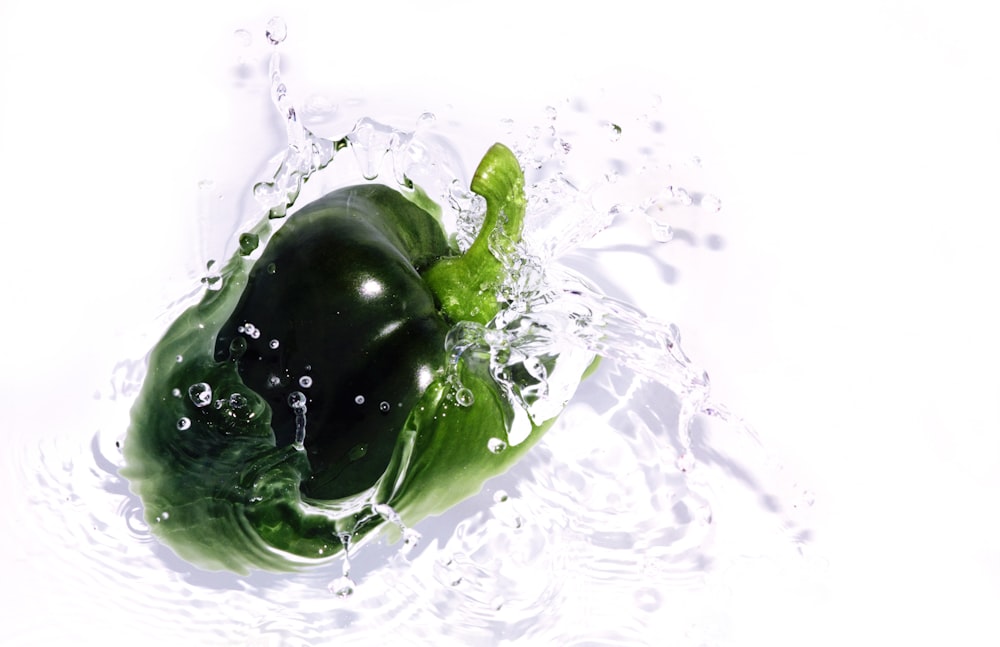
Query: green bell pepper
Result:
<box><xmin>123</xmin><ymin>143</ymin><xmax>591</xmax><ymax>573</ymax></box>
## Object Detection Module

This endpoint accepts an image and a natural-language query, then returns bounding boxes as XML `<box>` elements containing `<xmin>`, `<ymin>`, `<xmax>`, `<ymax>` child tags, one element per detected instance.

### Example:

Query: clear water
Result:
<box><xmin>9</xmin><ymin>18</ymin><xmax>819</xmax><ymax>645</ymax></box>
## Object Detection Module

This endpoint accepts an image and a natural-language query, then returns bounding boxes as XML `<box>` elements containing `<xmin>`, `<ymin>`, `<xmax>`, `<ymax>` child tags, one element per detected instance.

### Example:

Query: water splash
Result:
<box><xmin>33</xmin><ymin>15</ymin><xmax>820</xmax><ymax>645</ymax></box>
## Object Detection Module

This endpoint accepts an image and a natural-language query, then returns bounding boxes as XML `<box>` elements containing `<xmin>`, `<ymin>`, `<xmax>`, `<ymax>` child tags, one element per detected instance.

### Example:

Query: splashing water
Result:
<box><xmin>14</xmin><ymin>17</ymin><xmax>819</xmax><ymax>646</ymax></box>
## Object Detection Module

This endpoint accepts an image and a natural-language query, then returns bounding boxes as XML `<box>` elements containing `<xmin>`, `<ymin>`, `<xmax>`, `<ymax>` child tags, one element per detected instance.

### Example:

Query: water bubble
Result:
<box><xmin>233</xmin><ymin>28</ymin><xmax>252</xmax><ymax>47</ymax></box>
<box><xmin>267</xmin><ymin>374</ymin><xmax>281</xmax><ymax>388</ymax></box>
<box><xmin>347</xmin><ymin>444</ymin><xmax>367</xmax><ymax>461</ymax></box>
<box><xmin>493</xmin><ymin>490</ymin><xmax>509</xmax><ymax>503</ymax></box>
<box><xmin>265</xmin><ymin>16</ymin><xmax>287</xmax><ymax>45</ymax></box>
<box><xmin>378</xmin><ymin>401</ymin><xmax>390</xmax><ymax>413</ymax></box>
<box><xmin>454</xmin><ymin>387</ymin><xmax>474</xmax><ymax>407</ymax></box>
<box><xmin>328</xmin><ymin>576</ymin><xmax>355</xmax><ymax>598</ymax></box>
<box><xmin>266</xmin><ymin>262</ymin><xmax>277</xmax><ymax>274</ymax></box>
<box><xmin>175</xmin><ymin>354</ymin><xmax>183</xmax><ymax>363</ymax></box>
<box><xmin>288</xmin><ymin>391</ymin><xmax>307</xmax><ymax>410</ymax></box>
<box><xmin>354</xmin><ymin>395</ymin><xmax>365</xmax><ymax>405</ymax></box>
<box><xmin>171</xmin><ymin>388</ymin><xmax>181</xmax><ymax>398</ymax></box>
<box><xmin>487</xmin><ymin>437</ymin><xmax>508</xmax><ymax>454</ymax></box>
<box><xmin>188</xmin><ymin>383</ymin><xmax>212</xmax><ymax>407</ymax></box>
<box><xmin>700</xmin><ymin>193</ymin><xmax>722</xmax><ymax>213</ymax></box>
<box><xmin>176</xmin><ymin>417</ymin><xmax>191</xmax><ymax>431</ymax></box>
<box><xmin>298</xmin><ymin>376</ymin><xmax>313</xmax><ymax>388</ymax></box>
<box><xmin>228</xmin><ymin>393</ymin><xmax>248</xmax><ymax>409</ymax></box>
<box><xmin>268</xmin><ymin>339</ymin><xmax>280</xmax><ymax>349</ymax></box>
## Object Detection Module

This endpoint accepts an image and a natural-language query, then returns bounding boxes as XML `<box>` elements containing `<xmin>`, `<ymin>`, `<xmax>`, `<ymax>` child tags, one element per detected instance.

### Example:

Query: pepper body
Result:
<box><xmin>122</xmin><ymin>144</ymin><xmax>582</xmax><ymax>573</ymax></box>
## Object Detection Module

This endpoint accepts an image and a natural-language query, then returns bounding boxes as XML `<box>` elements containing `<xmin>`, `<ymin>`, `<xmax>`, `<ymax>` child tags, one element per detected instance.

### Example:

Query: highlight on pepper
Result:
<box><xmin>122</xmin><ymin>143</ymin><xmax>596</xmax><ymax>574</ymax></box>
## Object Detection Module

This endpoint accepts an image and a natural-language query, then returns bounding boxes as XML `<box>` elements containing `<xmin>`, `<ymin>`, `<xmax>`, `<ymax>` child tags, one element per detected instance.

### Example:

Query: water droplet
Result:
<box><xmin>493</xmin><ymin>490</ymin><xmax>509</xmax><ymax>503</ymax></box>
<box><xmin>671</xmin><ymin>186</ymin><xmax>693</xmax><ymax>206</ymax></box>
<box><xmin>233</xmin><ymin>29</ymin><xmax>252</xmax><ymax>47</ymax></box>
<box><xmin>700</xmin><ymin>193</ymin><xmax>722</xmax><ymax>213</ymax></box>
<box><xmin>175</xmin><ymin>354</ymin><xmax>183</xmax><ymax>363</ymax></box>
<box><xmin>288</xmin><ymin>391</ymin><xmax>307</xmax><ymax>410</ymax></box>
<box><xmin>228</xmin><ymin>393</ymin><xmax>248</xmax><ymax>409</ymax></box>
<box><xmin>400</xmin><ymin>528</ymin><xmax>421</xmax><ymax>555</ymax></box>
<box><xmin>176</xmin><ymin>417</ymin><xmax>191</xmax><ymax>431</ymax></box>
<box><xmin>265</xmin><ymin>16</ymin><xmax>287</xmax><ymax>45</ymax></box>
<box><xmin>545</xmin><ymin>105</ymin><xmax>557</xmax><ymax>120</ymax></box>
<box><xmin>239</xmin><ymin>233</ymin><xmax>259</xmax><ymax>255</ymax></box>
<box><xmin>171</xmin><ymin>388</ymin><xmax>182</xmax><ymax>398</ymax></box>
<box><xmin>354</xmin><ymin>395</ymin><xmax>365</xmax><ymax>405</ymax></box>
<box><xmin>607</xmin><ymin>122</ymin><xmax>622</xmax><ymax>141</ymax></box>
<box><xmin>500</xmin><ymin>117</ymin><xmax>514</xmax><ymax>133</ymax></box>
<box><xmin>188</xmin><ymin>383</ymin><xmax>213</xmax><ymax>407</ymax></box>
<box><xmin>328</xmin><ymin>576</ymin><xmax>355</xmax><ymax>598</ymax></box>
<box><xmin>378</xmin><ymin>401</ymin><xmax>390</xmax><ymax>413</ymax></box>
<box><xmin>268</xmin><ymin>339</ymin><xmax>280</xmax><ymax>349</ymax></box>
<box><xmin>649</xmin><ymin>220</ymin><xmax>674</xmax><ymax>243</ymax></box>
<box><xmin>298</xmin><ymin>375</ymin><xmax>313</xmax><ymax>388</ymax></box>
<box><xmin>487</xmin><ymin>437</ymin><xmax>507</xmax><ymax>454</ymax></box>
<box><xmin>416</xmin><ymin>112</ymin><xmax>436</xmax><ymax>128</ymax></box>
<box><xmin>266</xmin><ymin>262</ymin><xmax>277</xmax><ymax>274</ymax></box>
<box><xmin>455</xmin><ymin>387</ymin><xmax>474</xmax><ymax>407</ymax></box>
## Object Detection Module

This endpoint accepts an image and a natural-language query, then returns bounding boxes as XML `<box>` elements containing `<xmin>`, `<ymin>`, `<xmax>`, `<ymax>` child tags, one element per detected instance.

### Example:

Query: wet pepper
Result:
<box><xmin>123</xmin><ymin>144</ymin><xmax>585</xmax><ymax>573</ymax></box>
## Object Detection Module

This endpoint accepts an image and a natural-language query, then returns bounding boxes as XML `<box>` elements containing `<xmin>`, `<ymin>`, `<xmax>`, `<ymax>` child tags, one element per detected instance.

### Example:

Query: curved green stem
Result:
<box><xmin>423</xmin><ymin>143</ymin><xmax>525</xmax><ymax>325</ymax></box>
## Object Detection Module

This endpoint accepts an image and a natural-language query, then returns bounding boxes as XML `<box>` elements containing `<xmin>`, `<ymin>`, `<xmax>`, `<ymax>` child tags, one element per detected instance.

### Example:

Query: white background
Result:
<box><xmin>2</xmin><ymin>1</ymin><xmax>998</xmax><ymax>645</ymax></box>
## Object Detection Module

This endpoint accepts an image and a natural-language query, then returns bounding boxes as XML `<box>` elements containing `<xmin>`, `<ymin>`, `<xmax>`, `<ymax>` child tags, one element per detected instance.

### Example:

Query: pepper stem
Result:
<box><xmin>424</xmin><ymin>143</ymin><xmax>526</xmax><ymax>325</ymax></box>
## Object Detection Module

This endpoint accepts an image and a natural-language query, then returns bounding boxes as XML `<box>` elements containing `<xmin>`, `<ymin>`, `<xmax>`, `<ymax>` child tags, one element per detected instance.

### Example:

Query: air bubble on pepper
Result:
<box><xmin>188</xmin><ymin>382</ymin><xmax>212</xmax><ymax>407</ymax></box>
<box><xmin>170</xmin><ymin>388</ymin><xmax>181</xmax><ymax>398</ymax></box>
<box><xmin>229</xmin><ymin>393</ymin><xmax>248</xmax><ymax>409</ymax></box>
<box><xmin>455</xmin><ymin>387</ymin><xmax>475</xmax><ymax>407</ymax></box>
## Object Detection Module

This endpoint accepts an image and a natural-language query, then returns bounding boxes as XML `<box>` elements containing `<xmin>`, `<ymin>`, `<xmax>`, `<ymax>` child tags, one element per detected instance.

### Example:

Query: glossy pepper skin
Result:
<box><xmin>122</xmin><ymin>144</ymin><xmax>579</xmax><ymax>573</ymax></box>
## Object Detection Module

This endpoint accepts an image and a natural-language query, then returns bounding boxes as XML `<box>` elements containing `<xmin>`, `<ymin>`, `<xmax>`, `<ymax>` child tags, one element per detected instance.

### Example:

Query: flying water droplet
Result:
<box><xmin>265</xmin><ymin>17</ymin><xmax>287</xmax><ymax>45</ymax></box>
<box><xmin>700</xmin><ymin>193</ymin><xmax>722</xmax><ymax>213</ymax></box>
<box><xmin>287</xmin><ymin>391</ymin><xmax>307</xmax><ymax>410</ymax></box>
<box><xmin>648</xmin><ymin>219</ymin><xmax>674</xmax><ymax>243</ymax></box>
